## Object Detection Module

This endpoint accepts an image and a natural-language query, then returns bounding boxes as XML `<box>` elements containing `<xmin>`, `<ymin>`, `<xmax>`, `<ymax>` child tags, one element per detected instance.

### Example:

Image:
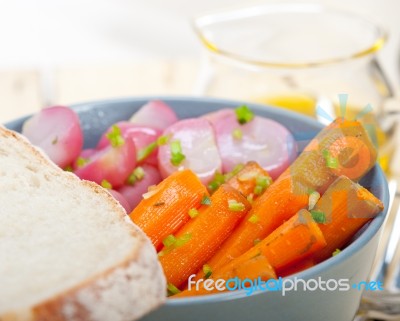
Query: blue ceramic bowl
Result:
<box><xmin>5</xmin><ymin>97</ymin><xmax>389</xmax><ymax>321</ymax></box>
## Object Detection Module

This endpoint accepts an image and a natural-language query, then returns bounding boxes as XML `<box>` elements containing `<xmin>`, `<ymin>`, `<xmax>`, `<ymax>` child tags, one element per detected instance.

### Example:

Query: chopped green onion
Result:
<box><xmin>247</xmin><ymin>194</ymin><xmax>254</xmax><ymax>204</ymax></box>
<box><xmin>188</xmin><ymin>208</ymin><xmax>199</xmax><ymax>218</ymax></box>
<box><xmin>137</xmin><ymin>142</ymin><xmax>157</xmax><ymax>162</ymax></box>
<box><xmin>167</xmin><ymin>283</ymin><xmax>181</xmax><ymax>296</ymax></box>
<box><xmin>208</xmin><ymin>172</ymin><xmax>225</xmax><ymax>192</ymax></box>
<box><xmin>76</xmin><ymin>156</ymin><xmax>89</xmax><ymax>168</ymax></box>
<box><xmin>157</xmin><ymin>135</ymin><xmax>169</xmax><ymax>146</ymax></box>
<box><xmin>224</xmin><ymin>163</ymin><xmax>245</xmax><ymax>182</ymax></box>
<box><xmin>203</xmin><ymin>264</ymin><xmax>212</xmax><ymax>279</ymax></box>
<box><xmin>248</xmin><ymin>214</ymin><xmax>259</xmax><ymax>224</ymax></box>
<box><xmin>254</xmin><ymin>175</ymin><xmax>272</xmax><ymax>195</ymax></box>
<box><xmin>170</xmin><ymin>140</ymin><xmax>185</xmax><ymax>166</ymax></box>
<box><xmin>332</xmin><ymin>249</ymin><xmax>341</xmax><ymax>257</ymax></box>
<box><xmin>101</xmin><ymin>179</ymin><xmax>112</xmax><ymax>189</ymax></box>
<box><xmin>127</xmin><ymin>166</ymin><xmax>146</xmax><ymax>185</ymax></box>
<box><xmin>228</xmin><ymin>199</ymin><xmax>245</xmax><ymax>211</ymax></box>
<box><xmin>235</xmin><ymin>105</ymin><xmax>254</xmax><ymax>125</ymax></box>
<box><xmin>201</xmin><ymin>194</ymin><xmax>212</xmax><ymax>205</ymax></box>
<box><xmin>253</xmin><ymin>238</ymin><xmax>261</xmax><ymax>245</ymax></box>
<box><xmin>106</xmin><ymin>125</ymin><xmax>125</xmax><ymax>147</ymax></box>
<box><xmin>232</xmin><ymin>128</ymin><xmax>243</xmax><ymax>140</ymax></box>
<box><xmin>64</xmin><ymin>165</ymin><xmax>73</xmax><ymax>172</ymax></box>
<box><xmin>175</xmin><ymin>233</ymin><xmax>192</xmax><ymax>247</ymax></box>
<box><xmin>310</xmin><ymin>210</ymin><xmax>326</xmax><ymax>223</ymax></box>
<box><xmin>322</xmin><ymin>149</ymin><xmax>339</xmax><ymax>169</ymax></box>
<box><xmin>308</xmin><ymin>191</ymin><xmax>321</xmax><ymax>210</ymax></box>
<box><xmin>162</xmin><ymin>234</ymin><xmax>176</xmax><ymax>248</ymax></box>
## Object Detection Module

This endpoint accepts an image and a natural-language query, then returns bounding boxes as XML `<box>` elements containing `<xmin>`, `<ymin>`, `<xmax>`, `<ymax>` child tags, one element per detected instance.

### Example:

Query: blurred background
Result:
<box><xmin>0</xmin><ymin>0</ymin><xmax>399</xmax><ymax>122</ymax></box>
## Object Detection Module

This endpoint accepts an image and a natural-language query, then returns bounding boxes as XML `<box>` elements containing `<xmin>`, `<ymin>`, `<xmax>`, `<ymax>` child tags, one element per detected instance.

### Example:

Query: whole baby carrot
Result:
<box><xmin>204</xmin><ymin>118</ymin><xmax>377</xmax><ymax>271</ymax></box>
<box><xmin>159</xmin><ymin>184</ymin><xmax>251</xmax><ymax>289</ymax></box>
<box><xmin>129</xmin><ymin>169</ymin><xmax>208</xmax><ymax>250</ymax></box>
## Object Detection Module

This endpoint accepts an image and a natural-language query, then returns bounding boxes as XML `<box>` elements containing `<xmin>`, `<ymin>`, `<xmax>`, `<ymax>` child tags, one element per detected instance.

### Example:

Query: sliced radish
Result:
<box><xmin>117</xmin><ymin>165</ymin><xmax>162</xmax><ymax>212</ymax></box>
<box><xmin>97</xmin><ymin>121</ymin><xmax>161</xmax><ymax>166</ymax></box>
<box><xmin>74</xmin><ymin>138</ymin><xmax>136</xmax><ymax>188</ymax></box>
<box><xmin>158</xmin><ymin>118</ymin><xmax>222</xmax><ymax>184</ymax></box>
<box><xmin>22</xmin><ymin>106</ymin><xmax>83</xmax><ymax>168</ymax></box>
<box><xmin>207</xmin><ymin>109</ymin><xmax>297</xmax><ymax>179</ymax></box>
<box><xmin>108</xmin><ymin>189</ymin><xmax>131</xmax><ymax>213</ymax></box>
<box><xmin>129</xmin><ymin>100</ymin><xmax>178</xmax><ymax>130</ymax></box>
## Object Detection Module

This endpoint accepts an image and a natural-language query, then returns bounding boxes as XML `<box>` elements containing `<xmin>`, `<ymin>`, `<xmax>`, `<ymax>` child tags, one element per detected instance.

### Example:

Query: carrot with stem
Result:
<box><xmin>159</xmin><ymin>184</ymin><xmax>251</xmax><ymax>289</ymax></box>
<box><xmin>129</xmin><ymin>169</ymin><xmax>208</xmax><ymax>250</ymax></box>
<box><xmin>204</xmin><ymin>118</ymin><xmax>377</xmax><ymax>271</ymax></box>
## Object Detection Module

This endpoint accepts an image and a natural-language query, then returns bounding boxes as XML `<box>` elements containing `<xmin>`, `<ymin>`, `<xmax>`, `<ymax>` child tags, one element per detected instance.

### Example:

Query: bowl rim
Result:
<box><xmin>4</xmin><ymin>95</ymin><xmax>390</xmax><ymax>305</ymax></box>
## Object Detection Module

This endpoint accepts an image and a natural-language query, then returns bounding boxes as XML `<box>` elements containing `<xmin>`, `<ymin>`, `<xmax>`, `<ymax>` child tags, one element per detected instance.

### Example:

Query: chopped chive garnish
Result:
<box><xmin>332</xmin><ymin>249</ymin><xmax>341</xmax><ymax>257</ymax></box>
<box><xmin>322</xmin><ymin>149</ymin><xmax>339</xmax><ymax>169</ymax></box>
<box><xmin>167</xmin><ymin>283</ymin><xmax>181</xmax><ymax>296</ymax></box>
<box><xmin>127</xmin><ymin>166</ymin><xmax>146</xmax><ymax>185</ymax></box>
<box><xmin>208</xmin><ymin>172</ymin><xmax>225</xmax><ymax>192</ymax></box>
<box><xmin>188</xmin><ymin>208</ymin><xmax>199</xmax><ymax>218</ymax></box>
<box><xmin>175</xmin><ymin>233</ymin><xmax>192</xmax><ymax>247</ymax></box>
<box><xmin>308</xmin><ymin>191</ymin><xmax>321</xmax><ymax>210</ymax></box>
<box><xmin>162</xmin><ymin>234</ymin><xmax>176</xmax><ymax>248</ymax></box>
<box><xmin>201</xmin><ymin>194</ymin><xmax>212</xmax><ymax>205</ymax></box>
<box><xmin>253</xmin><ymin>175</ymin><xmax>272</xmax><ymax>195</ymax></box>
<box><xmin>203</xmin><ymin>264</ymin><xmax>212</xmax><ymax>279</ymax></box>
<box><xmin>232</xmin><ymin>128</ymin><xmax>243</xmax><ymax>140</ymax></box>
<box><xmin>253</xmin><ymin>239</ymin><xmax>261</xmax><ymax>245</ymax></box>
<box><xmin>310</xmin><ymin>210</ymin><xmax>326</xmax><ymax>223</ymax></box>
<box><xmin>76</xmin><ymin>156</ymin><xmax>89</xmax><ymax>168</ymax></box>
<box><xmin>101</xmin><ymin>179</ymin><xmax>112</xmax><ymax>189</ymax></box>
<box><xmin>248</xmin><ymin>214</ymin><xmax>259</xmax><ymax>224</ymax></box>
<box><xmin>170</xmin><ymin>140</ymin><xmax>185</xmax><ymax>166</ymax></box>
<box><xmin>228</xmin><ymin>199</ymin><xmax>245</xmax><ymax>211</ymax></box>
<box><xmin>224</xmin><ymin>163</ymin><xmax>245</xmax><ymax>181</ymax></box>
<box><xmin>157</xmin><ymin>135</ymin><xmax>169</xmax><ymax>146</ymax></box>
<box><xmin>106</xmin><ymin>125</ymin><xmax>125</xmax><ymax>147</ymax></box>
<box><xmin>235</xmin><ymin>105</ymin><xmax>254</xmax><ymax>125</ymax></box>
<box><xmin>64</xmin><ymin>165</ymin><xmax>73</xmax><ymax>172</ymax></box>
<box><xmin>137</xmin><ymin>142</ymin><xmax>157</xmax><ymax>162</ymax></box>
<box><xmin>247</xmin><ymin>194</ymin><xmax>254</xmax><ymax>204</ymax></box>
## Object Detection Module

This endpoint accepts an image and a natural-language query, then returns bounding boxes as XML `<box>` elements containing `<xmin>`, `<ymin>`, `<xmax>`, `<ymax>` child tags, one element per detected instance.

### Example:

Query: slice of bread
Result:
<box><xmin>0</xmin><ymin>126</ymin><xmax>166</xmax><ymax>321</ymax></box>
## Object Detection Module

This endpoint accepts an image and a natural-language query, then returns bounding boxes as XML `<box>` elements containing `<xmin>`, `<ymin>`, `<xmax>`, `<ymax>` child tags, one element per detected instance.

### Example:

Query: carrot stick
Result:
<box><xmin>205</xmin><ymin>118</ymin><xmax>377</xmax><ymax>271</ymax></box>
<box><xmin>159</xmin><ymin>184</ymin><xmax>251</xmax><ymax>289</ymax></box>
<box><xmin>129</xmin><ymin>169</ymin><xmax>208</xmax><ymax>250</ymax></box>
<box><xmin>226</xmin><ymin>161</ymin><xmax>272</xmax><ymax>199</ymax></box>
<box><xmin>176</xmin><ymin>254</ymin><xmax>276</xmax><ymax>297</ymax></box>
<box><xmin>187</xmin><ymin>209</ymin><xmax>324</xmax><ymax>295</ymax></box>
<box><xmin>310</xmin><ymin>176</ymin><xmax>384</xmax><ymax>262</ymax></box>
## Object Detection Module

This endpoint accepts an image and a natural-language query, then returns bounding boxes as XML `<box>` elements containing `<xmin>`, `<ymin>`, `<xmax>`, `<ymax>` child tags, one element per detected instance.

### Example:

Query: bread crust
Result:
<box><xmin>0</xmin><ymin>126</ymin><xmax>166</xmax><ymax>321</ymax></box>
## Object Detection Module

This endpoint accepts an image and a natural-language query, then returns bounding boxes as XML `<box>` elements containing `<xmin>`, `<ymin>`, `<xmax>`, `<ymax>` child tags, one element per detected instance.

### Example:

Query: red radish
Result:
<box><xmin>74</xmin><ymin>138</ymin><xmax>136</xmax><ymax>188</ymax></box>
<box><xmin>22</xmin><ymin>106</ymin><xmax>83</xmax><ymax>168</ymax></box>
<box><xmin>158</xmin><ymin>118</ymin><xmax>222</xmax><ymax>184</ymax></box>
<box><xmin>97</xmin><ymin>121</ymin><xmax>161</xmax><ymax>166</ymax></box>
<box><xmin>129</xmin><ymin>100</ymin><xmax>178</xmax><ymax>130</ymax></box>
<box><xmin>205</xmin><ymin>109</ymin><xmax>297</xmax><ymax>179</ymax></box>
<box><xmin>108</xmin><ymin>189</ymin><xmax>131</xmax><ymax>213</ymax></box>
<box><xmin>117</xmin><ymin>165</ymin><xmax>162</xmax><ymax>212</ymax></box>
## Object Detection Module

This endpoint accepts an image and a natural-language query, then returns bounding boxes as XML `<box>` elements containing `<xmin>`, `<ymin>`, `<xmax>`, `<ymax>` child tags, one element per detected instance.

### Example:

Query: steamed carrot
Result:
<box><xmin>176</xmin><ymin>254</ymin><xmax>276</xmax><ymax>297</ymax></box>
<box><xmin>159</xmin><ymin>184</ymin><xmax>251</xmax><ymax>289</ymax></box>
<box><xmin>226</xmin><ymin>161</ymin><xmax>272</xmax><ymax>199</ymax></box>
<box><xmin>278</xmin><ymin>258</ymin><xmax>315</xmax><ymax>278</ymax></box>
<box><xmin>188</xmin><ymin>209</ymin><xmax>325</xmax><ymax>295</ymax></box>
<box><xmin>311</xmin><ymin>176</ymin><xmax>384</xmax><ymax>262</ymax></box>
<box><xmin>205</xmin><ymin>118</ymin><xmax>377</xmax><ymax>271</ymax></box>
<box><xmin>129</xmin><ymin>169</ymin><xmax>208</xmax><ymax>250</ymax></box>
